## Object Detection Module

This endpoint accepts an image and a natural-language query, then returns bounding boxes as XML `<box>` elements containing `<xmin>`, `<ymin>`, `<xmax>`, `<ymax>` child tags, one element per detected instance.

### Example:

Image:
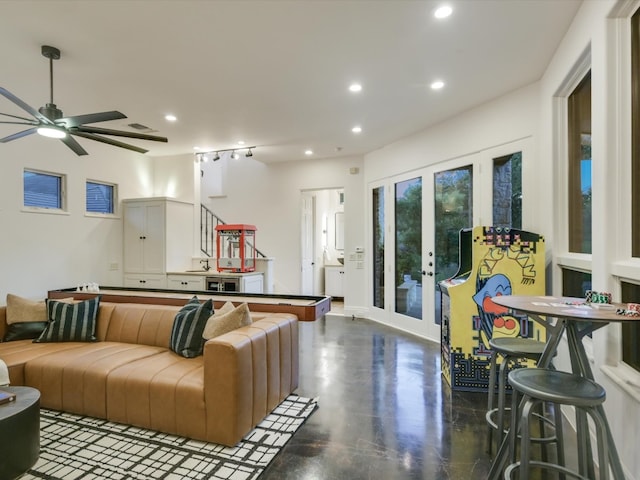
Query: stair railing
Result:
<box><xmin>200</xmin><ymin>204</ymin><xmax>266</xmax><ymax>259</ymax></box>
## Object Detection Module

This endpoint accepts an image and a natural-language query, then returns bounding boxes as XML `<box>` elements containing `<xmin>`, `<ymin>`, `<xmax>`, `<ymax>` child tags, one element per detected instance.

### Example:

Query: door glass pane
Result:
<box><xmin>395</xmin><ymin>177</ymin><xmax>422</xmax><ymax>319</ymax></box>
<box><xmin>372</xmin><ymin>186</ymin><xmax>385</xmax><ymax>309</ymax></box>
<box><xmin>434</xmin><ymin>166</ymin><xmax>473</xmax><ymax>283</ymax></box>
<box><xmin>493</xmin><ymin>152</ymin><xmax>522</xmax><ymax>229</ymax></box>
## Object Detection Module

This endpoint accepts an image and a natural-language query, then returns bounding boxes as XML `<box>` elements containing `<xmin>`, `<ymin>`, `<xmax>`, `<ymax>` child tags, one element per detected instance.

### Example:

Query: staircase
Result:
<box><xmin>200</xmin><ymin>205</ymin><xmax>266</xmax><ymax>259</ymax></box>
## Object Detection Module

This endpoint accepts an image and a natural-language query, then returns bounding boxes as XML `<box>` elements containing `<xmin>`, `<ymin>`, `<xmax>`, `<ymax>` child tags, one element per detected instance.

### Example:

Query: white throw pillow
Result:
<box><xmin>202</xmin><ymin>302</ymin><xmax>252</xmax><ymax>340</ymax></box>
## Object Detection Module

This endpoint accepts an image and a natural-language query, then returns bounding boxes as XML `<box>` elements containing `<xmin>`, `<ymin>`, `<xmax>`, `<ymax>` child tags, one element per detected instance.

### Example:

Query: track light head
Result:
<box><xmin>231</xmin><ymin>150</ymin><xmax>239</xmax><ymax>160</ymax></box>
<box><xmin>245</xmin><ymin>149</ymin><xmax>253</xmax><ymax>158</ymax></box>
<box><xmin>213</xmin><ymin>152</ymin><xmax>220</xmax><ymax>161</ymax></box>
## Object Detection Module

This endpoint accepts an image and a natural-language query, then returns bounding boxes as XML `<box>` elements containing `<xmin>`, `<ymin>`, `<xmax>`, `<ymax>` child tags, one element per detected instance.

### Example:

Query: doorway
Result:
<box><xmin>300</xmin><ymin>188</ymin><xmax>344</xmax><ymax>295</ymax></box>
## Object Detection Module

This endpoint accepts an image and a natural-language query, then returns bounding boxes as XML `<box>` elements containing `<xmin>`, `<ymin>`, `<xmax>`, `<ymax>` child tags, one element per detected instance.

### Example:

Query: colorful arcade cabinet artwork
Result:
<box><xmin>439</xmin><ymin>226</ymin><xmax>546</xmax><ymax>391</ymax></box>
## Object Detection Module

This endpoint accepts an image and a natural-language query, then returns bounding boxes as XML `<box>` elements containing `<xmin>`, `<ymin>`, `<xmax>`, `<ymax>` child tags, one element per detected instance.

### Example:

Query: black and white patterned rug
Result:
<box><xmin>23</xmin><ymin>395</ymin><xmax>317</xmax><ymax>480</ymax></box>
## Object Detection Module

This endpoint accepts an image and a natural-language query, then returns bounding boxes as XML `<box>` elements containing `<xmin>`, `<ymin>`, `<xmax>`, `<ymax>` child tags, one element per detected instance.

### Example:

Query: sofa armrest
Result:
<box><xmin>202</xmin><ymin>314</ymin><xmax>299</xmax><ymax>446</ymax></box>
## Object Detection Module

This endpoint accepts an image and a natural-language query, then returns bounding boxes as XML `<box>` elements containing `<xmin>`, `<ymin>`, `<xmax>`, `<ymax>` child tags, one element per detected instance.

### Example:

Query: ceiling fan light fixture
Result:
<box><xmin>37</xmin><ymin>126</ymin><xmax>67</xmax><ymax>139</ymax></box>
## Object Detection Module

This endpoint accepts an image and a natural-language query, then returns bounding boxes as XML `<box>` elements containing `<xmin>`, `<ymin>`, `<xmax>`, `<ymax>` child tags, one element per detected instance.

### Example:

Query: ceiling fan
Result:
<box><xmin>0</xmin><ymin>45</ymin><xmax>167</xmax><ymax>156</ymax></box>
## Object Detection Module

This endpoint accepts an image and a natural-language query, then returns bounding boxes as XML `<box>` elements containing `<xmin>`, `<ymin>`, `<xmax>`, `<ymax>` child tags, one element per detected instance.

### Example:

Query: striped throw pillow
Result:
<box><xmin>34</xmin><ymin>296</ymin><xmax>100</xmax><ymax>343</ymax></box>
<box><xmin>170</xmin><ymin>296</ymin><xmax>213</xmax><ymax>358</ymax></box>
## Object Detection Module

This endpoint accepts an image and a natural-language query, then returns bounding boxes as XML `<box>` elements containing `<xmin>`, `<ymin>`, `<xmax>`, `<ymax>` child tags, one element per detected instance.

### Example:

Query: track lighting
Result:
<box><xmin>195</xmin><ymin>146</ymin><xmax>256</xmax><ymax>162</ymax></box>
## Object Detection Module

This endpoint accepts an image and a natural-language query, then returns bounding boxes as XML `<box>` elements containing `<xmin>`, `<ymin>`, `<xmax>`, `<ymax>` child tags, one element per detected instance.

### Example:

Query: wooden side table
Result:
<box><xmin>0</xmin><ymin>386</ymin><xmax>40</xmax><ymax>479</ymax></box>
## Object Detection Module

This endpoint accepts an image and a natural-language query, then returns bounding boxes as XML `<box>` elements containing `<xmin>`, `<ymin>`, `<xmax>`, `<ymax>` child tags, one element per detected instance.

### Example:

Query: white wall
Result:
<box><xmin>0</xmin><ymin>136</ymin><xmax>153</xmax><ymax>299</ymax></box>
<box><xmin>199</xmin><ymin>155</ymin><xmax>365</xmax><ymax>306</ymax></box>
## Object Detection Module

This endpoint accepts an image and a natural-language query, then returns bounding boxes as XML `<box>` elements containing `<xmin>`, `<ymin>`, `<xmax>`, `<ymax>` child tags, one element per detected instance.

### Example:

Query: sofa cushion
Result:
<box><xmin>4</xmin><ymin>294</ymin><xmax>76</xmax><ymax>342</ymax></box>
<box><xmin>6</xmin><ymin>294</ymin><xmax>48</xmax><ymax>325</ymax></box>
<box><xmin>170</xmin><ymin>297</ymin><xmax>212</xmax><ymax>358</ymax></box>
<box><xmin>4</xmin><ymin>322</ymin><xmax>48</xmax><ymax>342</ymax></box>
<box><xmin>34</xmin><ymin>296</ymin><xmax>100</xmax><ymax>343</ymax></box>
<box><xmin>24</xmin><ymin>342</ymin><xmax>167</xmax><ymax>416</ymax></box>
<box><xmin>203</xmin><ymin>302</ymin><xmax>252</xmax><ymax>340</ymax></box>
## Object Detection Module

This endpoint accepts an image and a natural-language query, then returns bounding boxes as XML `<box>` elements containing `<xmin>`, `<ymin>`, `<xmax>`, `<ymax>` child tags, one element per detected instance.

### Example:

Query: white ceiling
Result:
<box><xmin>0</xmin><ymin>0</ymin><xmax>581</xmax><ymax>164</ymax></box>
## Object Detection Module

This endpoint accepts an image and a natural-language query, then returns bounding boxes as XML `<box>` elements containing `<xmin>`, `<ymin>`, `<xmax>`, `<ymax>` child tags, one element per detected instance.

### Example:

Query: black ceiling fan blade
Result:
<box><xmin>72</xmin><ymin>125</ymin><xmax>168</xmax><ymax>143</ymax></box>
<box><xmin>0</xmin><ymin>111</ymin><xmax>37</xmax><ymax>123</ymax></box>
<box><xmin>0</xmin><ymin>87</ymin><xmax>54</xmax><ymax>125</ymax></box>
<box><xmin>0</xmin><ymin>127</ymin><xmax>37</xmax><ymax>143</ymax></box>
<box><xmin>71</xmin><ymin>131</ymin><xmax>148</xmax><ymax>154</ymax></box>
<box><xmin>59</xmin><ymin>111</ymin><xmax>127</xmax><ymax>128</ymax></box>
<box><xmin>0</xmin><ymin>120</ymin><xmax>38</xmax><ymax>127</ymax></box>
<box><xmin>61</xmin><ymin>134</ymin><xmax>88</xmax><ymax>156</ymax></box>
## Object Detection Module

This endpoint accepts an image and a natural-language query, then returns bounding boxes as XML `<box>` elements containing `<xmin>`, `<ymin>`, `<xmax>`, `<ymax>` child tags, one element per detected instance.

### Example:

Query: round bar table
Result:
<box><xmin>0</xmin><ymin>386</ymin><xmax>40</xmax><ymax>479</ymax></box>
<box><xmin>486</xmin><ymin>295</ymin><xmax>636</xmax><ymax>480</ymax></box>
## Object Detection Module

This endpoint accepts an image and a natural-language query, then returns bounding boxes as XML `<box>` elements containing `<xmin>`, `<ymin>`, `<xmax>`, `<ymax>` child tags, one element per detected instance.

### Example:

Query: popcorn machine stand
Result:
<box><xmin>215</xmin><ymin>224</ymin><xmax>257</xmax><ymax>273</ymax></box>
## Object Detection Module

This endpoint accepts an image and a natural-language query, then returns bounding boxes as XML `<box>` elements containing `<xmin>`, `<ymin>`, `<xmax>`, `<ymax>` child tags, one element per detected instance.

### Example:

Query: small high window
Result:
<box><xmin>86</xmin><ymin>180</ymin><xmax>116</xmax><ymax>214</ymax></box>
<box><xmin>23</xmin><ymin>169</ymin><xmax>64</xmax><ymax>210</ymax></box>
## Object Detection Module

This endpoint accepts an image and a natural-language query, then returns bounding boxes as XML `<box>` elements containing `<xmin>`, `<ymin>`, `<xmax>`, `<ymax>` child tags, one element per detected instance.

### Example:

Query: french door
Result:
<box><xmin>371</xmin><ymin>163</ymin><xmax>476</xmax><ymax>342</ymax></box>
<box><xmin>370</xmin><ymin>141</ymin><xmax>527</xmax><ymax>341</ymax></box>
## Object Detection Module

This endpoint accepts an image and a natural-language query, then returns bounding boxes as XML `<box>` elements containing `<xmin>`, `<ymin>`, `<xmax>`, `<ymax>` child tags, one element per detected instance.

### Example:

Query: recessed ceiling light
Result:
<box><xmin>193</xmin><ymin>146</ymin><xmax>201</xmax><ymax>150</ymax></box>
<box><xmin>349</xmin><ymin>83</ymin><xmax>362</xmax><ymax>93</ymax></box>
<box><xmin>431</xmin><ymin>80</ymin><xmax>445</xmax><ymax>90</ymax></box>
<box><xmin>305</xmin><ymin>150</ymin><xmax>313</xmax><ymax>155</ymax></box>
<box><xmin>237</xmin><ymin>140</ymin><xmax>245</xmax><ymax>145</ymax></box>
<box><xmin>434</xmin><ymin>5</ymin><xmax>452</xmax><ymax>19</ymax></box>
<box><xmin>352</xmin><ymin>126</ymin><xmax>362</xmax><ymax>134</ymax></box>
<box><xmin>165</xmin><ymin>114</ymin><xmax>177</xmax><ymax>122</ymax></box>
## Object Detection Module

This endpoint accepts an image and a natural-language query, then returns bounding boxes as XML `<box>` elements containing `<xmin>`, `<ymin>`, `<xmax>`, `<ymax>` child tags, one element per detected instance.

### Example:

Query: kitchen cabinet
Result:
<box><xmin>123</xmin><ymin>273</ymin><xmax>167</xmax><ymax>289</ymax></box>
<box><xmin>123</xmin><ymin>198</ymin><xmax>193</xmax><ymax>279</ymax></box>
<box><xmin>167</xmin><ymin>274</ymin><xmax>205</xmax><ymax>291</ymax></box>
<box><xmin>205</xmin><ymin>273</ymin><xmax>263</xmax><ymax>293</ymax></box>
<box><xmin>324</xmin><ymin>265</ymin><xmax>345</xmax><ymax>298</ymax></box>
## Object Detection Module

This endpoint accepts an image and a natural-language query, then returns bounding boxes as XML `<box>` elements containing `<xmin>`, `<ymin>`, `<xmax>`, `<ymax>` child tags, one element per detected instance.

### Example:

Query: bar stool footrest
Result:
<box><xmin>504</xmin><ymin>460</ymin><xmax>591</xmax><ymax>480</ymax></box>
<box><xmin>486</xmin><ymin>408</ymin><xmax>557</xmax><ymax>444</ymax></box>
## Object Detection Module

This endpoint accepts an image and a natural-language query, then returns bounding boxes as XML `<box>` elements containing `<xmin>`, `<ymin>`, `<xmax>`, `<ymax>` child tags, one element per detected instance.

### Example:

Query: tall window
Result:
<box><xmin>372</xmin><ymin>186</ymin><xmax>385</xmax><ymax>309</ymax></box>
<box><xmin>625</xmin><ymin>8</ymin><xmax>640</xmax><ymax>372</ymax></box>
<box><xmin>86</xmin><ymin>181</ymin><xmax>116</xmax><ymax>214</ymax></box>
<box><xmin>23</xmin><ymin>169</ymin><xmax>64</xmax><ymax>210</ymax></box>
<box><xmin>632</xmin><ymin>9</ymin><xmax>640</xmax><ymax>256</ymax></box>
<box><xmin>567</xmin><ymin>71</ymin><xmax>592</xmax><ymax>253</ymax></box>
<box><xmin>493</xmin><ymin>152</ymin><xmax>522</xmax><ymax>229</ymax></box>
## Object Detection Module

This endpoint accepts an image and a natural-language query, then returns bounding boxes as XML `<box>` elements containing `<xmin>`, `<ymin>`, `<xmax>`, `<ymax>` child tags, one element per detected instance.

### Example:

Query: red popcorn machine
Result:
<box><xmin>215</xmin><ymin>224</ymin><xmax>257</xmax><ymax>272</ymax></box>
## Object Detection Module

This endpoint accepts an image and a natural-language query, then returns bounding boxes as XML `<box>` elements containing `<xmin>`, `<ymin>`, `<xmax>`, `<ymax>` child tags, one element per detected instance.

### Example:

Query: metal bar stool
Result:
<box><xmin>504</xmin><ymin>368</ymin><xmax>609</xmax><ymax>480</ymax></box>
<box><xmin>486</xmin><ymin>337</ymin><xmax>547</xmax><ymax>455</ymax></box>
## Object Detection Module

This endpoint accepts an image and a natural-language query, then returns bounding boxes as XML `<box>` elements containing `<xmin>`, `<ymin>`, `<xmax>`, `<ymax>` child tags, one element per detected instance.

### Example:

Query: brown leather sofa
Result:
<box><xmin>0</xmin><ymin>302</ymin><xmax>299</xmax><ymax>446</ymax></box>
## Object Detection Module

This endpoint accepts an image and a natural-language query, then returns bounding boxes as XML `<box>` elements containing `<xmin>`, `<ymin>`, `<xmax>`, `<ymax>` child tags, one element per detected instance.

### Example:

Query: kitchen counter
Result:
<box><xmin>167</xmin><ymin>270</ymin><xmax>263</xmax><ymax>277</ymax></box>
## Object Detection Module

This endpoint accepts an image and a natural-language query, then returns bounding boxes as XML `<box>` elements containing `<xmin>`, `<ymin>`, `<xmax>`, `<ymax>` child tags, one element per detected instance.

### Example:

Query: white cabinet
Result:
<box><xmin>241</xmin><ymin>274</ymin><xmax>263</xmax><ymax>294</ymax></box>
<box><xmin>123</xmin><ymin>198</ymin><xmax>193</xmax><ymax>281</ymax></box>
<box><xmin>324</xmin><ymin>265</ymin><xmax>345</xmax><ymax>298</ymax></box>
<box><xmin>123</xmin><ymin>273</ymin><xmax>167</xmax><ymax>289</ymax></box>
<box><xmin>167</xmin><ymin>274</ymin><xmax>205</xmax><ymax>291</ymax></box>
<box><xmin>204</xmin><ymin>273</ymin><xmax>264</xmax><ymax>293</ymax></box>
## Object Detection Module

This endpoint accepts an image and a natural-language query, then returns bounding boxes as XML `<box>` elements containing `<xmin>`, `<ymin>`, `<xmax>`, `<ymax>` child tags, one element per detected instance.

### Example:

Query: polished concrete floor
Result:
<box><xmin>262</xmin><ymin>312</ymin><xmax>494</xmax><ymax>479</ymax></box>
